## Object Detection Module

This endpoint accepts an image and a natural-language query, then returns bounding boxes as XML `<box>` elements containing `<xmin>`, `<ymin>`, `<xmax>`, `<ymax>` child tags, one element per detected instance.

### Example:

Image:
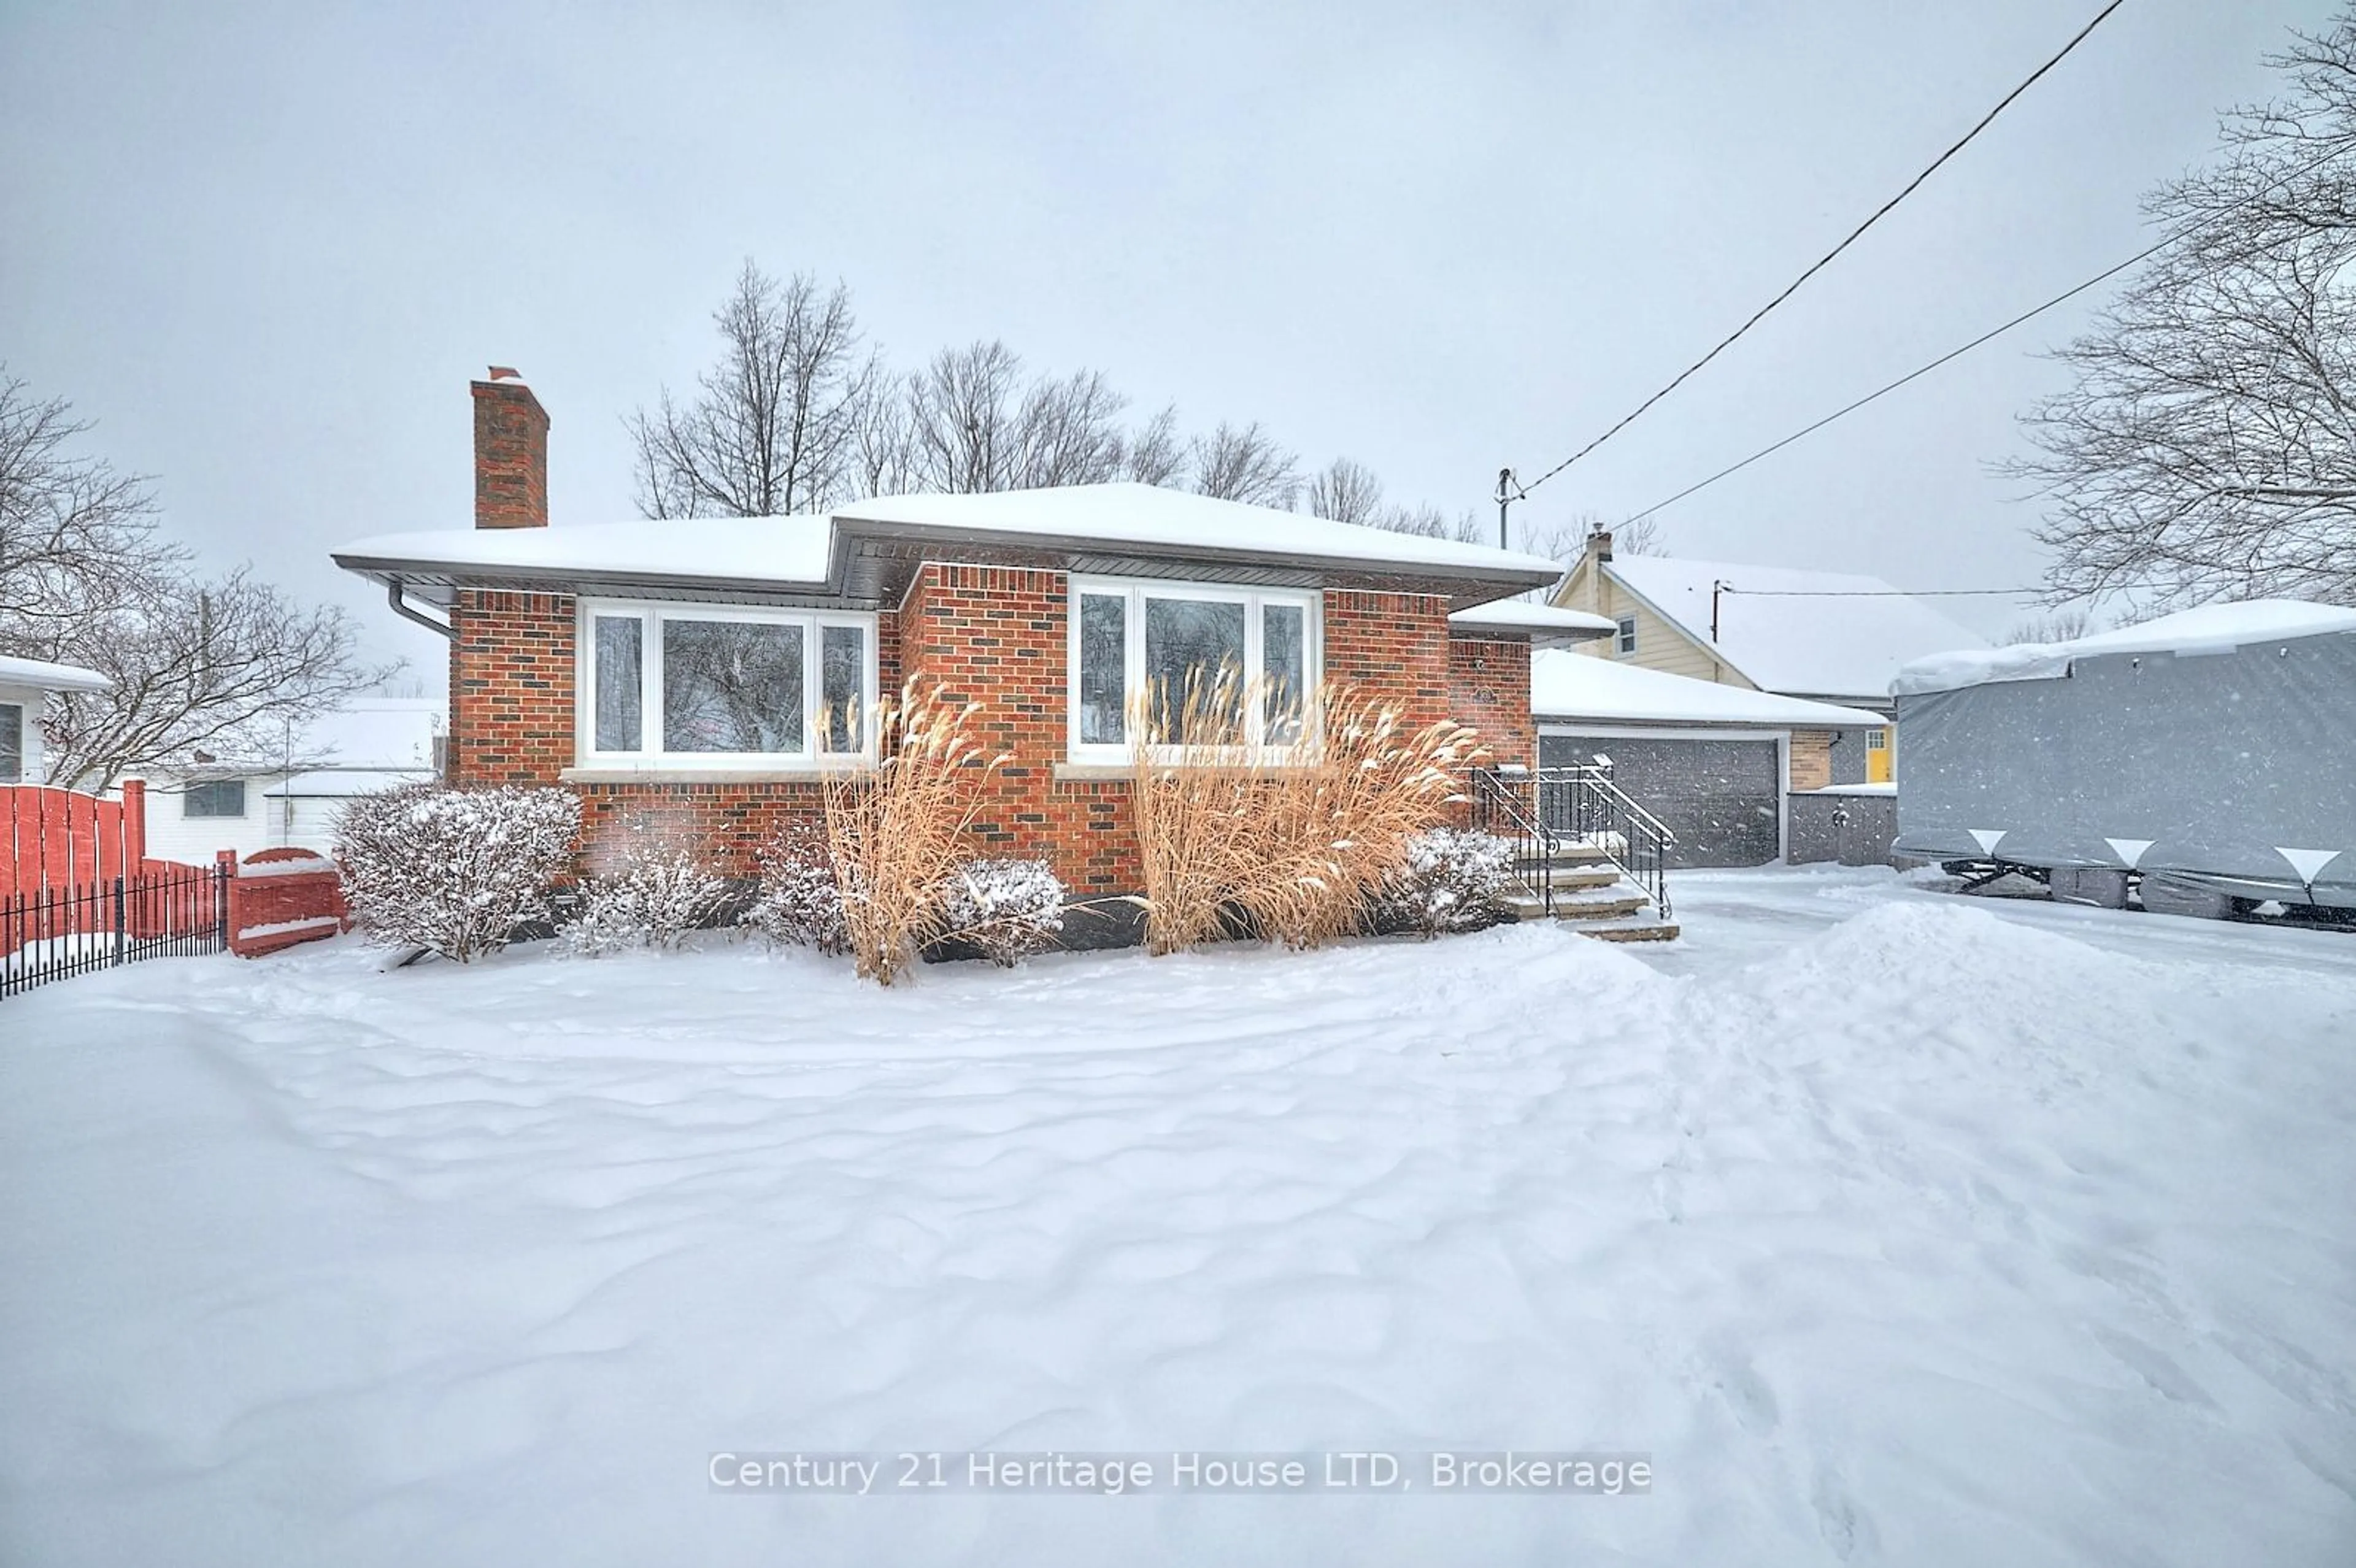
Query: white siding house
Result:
<box><xmin>0</xmin><ymin>655</ymin><xmax>112</xmax><ymax>785</ymax></box>
<box><xmin>139</xmin><ymin>698</ymin><xmax>445</xmax><ymax>862</ymax></box>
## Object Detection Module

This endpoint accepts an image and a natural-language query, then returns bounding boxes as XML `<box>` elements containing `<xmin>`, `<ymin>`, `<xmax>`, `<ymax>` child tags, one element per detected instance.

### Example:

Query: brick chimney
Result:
<box><xmin>471</xmin><ymin>367</ymin><xmax>549</xmax><ymax>529</ymax></box>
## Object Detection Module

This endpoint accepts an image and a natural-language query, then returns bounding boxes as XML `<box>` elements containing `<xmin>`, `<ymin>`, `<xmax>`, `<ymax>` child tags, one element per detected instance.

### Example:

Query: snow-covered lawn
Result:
<box><xmin>2</xmin><ymin>868</ymin><xmax>2351</xmax><ymax>1566</ymax></box>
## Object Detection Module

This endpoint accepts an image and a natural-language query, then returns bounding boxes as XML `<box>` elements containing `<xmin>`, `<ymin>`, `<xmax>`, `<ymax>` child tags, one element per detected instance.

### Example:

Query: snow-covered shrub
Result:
<box><xmin>569</xmin><ymin>841</ymin><xmax>729</xmax><ymax>955</ymax></box>
<box><xmin>743</xmin><ymin>825</ymin><xmax>850</xmax><ymax>956</ymax></box>
<box><xmin>336</xmin><ymin>785</ymin><xmax>580</xmax><ymax>963</ymax></box>
<box><xmin>1368</xmin><ymin>827</ymin><xmax>1516</xmax><ymax>938</ymax></box>
<box><xmin>938</xmin><ymin>858</ymin><xmax>1065</xmax><ymax>966</ymax></box>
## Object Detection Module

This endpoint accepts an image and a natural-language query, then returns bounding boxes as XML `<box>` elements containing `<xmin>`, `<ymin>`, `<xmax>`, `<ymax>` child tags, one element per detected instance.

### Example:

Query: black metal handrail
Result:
<box><xmin>1468</xmin><ymin>764</ymin><xmax>1676</xmax><ymax>920</ymax></box>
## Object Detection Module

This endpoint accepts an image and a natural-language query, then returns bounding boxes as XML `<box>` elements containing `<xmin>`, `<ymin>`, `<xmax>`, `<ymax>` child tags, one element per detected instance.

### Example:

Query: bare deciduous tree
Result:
<box><xmin>1304</xmin><ymin>456</ymin><xmax>1387</xmax><ymax>526</ymax></box>
<box><xmin>0</xmin><ymin>374</ymin><xmax>390</xmax><ymax>790</ymax></box>
<box><xmin>2012</xmin><ymin>18</ymin><xmax>2356</xmax><ymax>609</ymax></box>
<box><xmin>1187</xmin><ymin>421</ymin><xmax>1301</xmax><ymax>507</ymax></box>
<box><xmin>33</xmin><ymin>569</ymin><xmax>391</xmax><ymax>793</ymax></box>
<box><xmin>628</xmin><ymin>261</ymin><xmax>878</xmax><ymax>518</ymax></box>
<box><xmin>0</xmin><ymin>371</ymin><xmax>177</xmax><ymax>625</ymax></box>
<box><xmin>1123</xmin><ymin>405</ymin><xmax>1184</xmax><ymax>486</ymax></box>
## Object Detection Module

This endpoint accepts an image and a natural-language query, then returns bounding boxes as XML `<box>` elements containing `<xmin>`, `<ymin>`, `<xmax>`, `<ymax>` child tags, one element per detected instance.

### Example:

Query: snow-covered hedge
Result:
<box><xmin>336</xmin><ymin>785</ymin><xmax>580</xmax><ymax>963</ymax></box>
<box><xmin>1368</xmin><ymin>828</ymin><xmax>1516</xmax><ymax>937</ymax></box>
<box><xmin>938</xmin><ymin>858</ymin><xmax>1065</xmax><ymax>966</ymax></box>
<box><xmin>569</xmin><ymin>842</ymin><xmax>730</xmax><ymax>956</ymax></box>
<box><xmin>743</xmin><ymin>827</ymin><xmax>851</xmax><ymax>956</ymax></box>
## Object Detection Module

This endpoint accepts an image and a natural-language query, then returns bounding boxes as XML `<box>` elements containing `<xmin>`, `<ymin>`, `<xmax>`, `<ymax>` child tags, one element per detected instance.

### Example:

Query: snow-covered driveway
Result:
<box><xmin>2</xmin><ymin>869</ymin><xmax>2351</xmax><ymax>1566</ymax></box>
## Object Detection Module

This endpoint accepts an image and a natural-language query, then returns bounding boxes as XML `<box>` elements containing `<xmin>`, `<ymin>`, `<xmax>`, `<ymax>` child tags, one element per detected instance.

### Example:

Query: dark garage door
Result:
<box><xmin>1539</xmin><ymin>733</ymin><xmax>1782</xmax><ymax>868</ymax></box>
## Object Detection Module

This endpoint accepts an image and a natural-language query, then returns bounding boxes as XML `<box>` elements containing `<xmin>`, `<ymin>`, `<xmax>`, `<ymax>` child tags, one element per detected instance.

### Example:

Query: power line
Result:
<box><xmin>1620</xmin><ymin>138</ymin><xmax>2356</xmax><ymax>525</ymax></box>
<box><xmin>1716</xmin><ymin>586</ymin><xmax>2039</xmax><ymax>597</ymax></box>
<box><xmin>1517</xmin><ymin>0</ymin><xmax>2131</xmax><ymax>499</ymax></box>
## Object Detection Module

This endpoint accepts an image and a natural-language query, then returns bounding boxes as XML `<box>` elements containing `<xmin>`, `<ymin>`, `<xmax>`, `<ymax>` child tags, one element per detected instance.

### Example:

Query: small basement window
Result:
<box><xmin>0</xmin><ymin>701</ymin><xmax>21</xmax><ymax>783</ymax></box>
<box><xmin>1068</xmin><ymin>577</ymin><xmax>1319</xmax><ymax>763</ymax></box>
<box><xmin>1615</xmin><ymin>615</ymin><xmax>1638</xmax><ymax>656</ymax></box>
<box><xmin>577</xmin><ymin>600</ymin><xmax>879</xmax><ymax>770</ymax></box>
<box><xmin>184</xmin><ymin>779</ymin><xmax>248</xmax><ymax>818</ymax></box>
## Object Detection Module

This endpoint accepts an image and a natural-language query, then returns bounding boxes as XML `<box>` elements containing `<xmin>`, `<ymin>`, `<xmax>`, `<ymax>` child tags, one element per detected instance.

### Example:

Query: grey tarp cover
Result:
<box><xmin>1893</xmin><ymin>629</ymin><xmax>2356</xmax><ymax>907</ymax></box>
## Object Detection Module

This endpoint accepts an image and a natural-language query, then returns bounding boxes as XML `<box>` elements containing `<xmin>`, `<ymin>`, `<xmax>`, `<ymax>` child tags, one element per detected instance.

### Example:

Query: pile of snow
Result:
<box><xmin>1896</xmin><ymin>598</ymin><xmax>2356</xmax><ymax>695</ymax></box>
<box><xmin>2</xmin><ymin>875</ymin><xmax>2351</xmax><ymax>1564</ymax></box>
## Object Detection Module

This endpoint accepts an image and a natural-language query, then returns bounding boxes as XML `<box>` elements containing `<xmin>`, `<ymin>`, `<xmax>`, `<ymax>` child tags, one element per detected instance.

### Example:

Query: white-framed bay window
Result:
<box><xmin>576</xmin><ymin>599</ymin><xmax>879</xmax><ymax>771</ymax></box>
<box><xmin>1066</xmin><ymin>577</ymin><xmax>1320</xmax><ymax>764</ymax></box>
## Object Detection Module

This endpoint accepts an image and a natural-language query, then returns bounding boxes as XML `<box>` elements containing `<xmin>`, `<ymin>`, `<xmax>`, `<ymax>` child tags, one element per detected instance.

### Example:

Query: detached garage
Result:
<box><xmin>1531</xmin><ymin>650</ymin><xmax>1886</xmax><ymax>867</ymax></box>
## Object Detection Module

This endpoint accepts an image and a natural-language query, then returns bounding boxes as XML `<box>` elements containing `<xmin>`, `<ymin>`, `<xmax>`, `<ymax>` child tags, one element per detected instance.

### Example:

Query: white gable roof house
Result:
<box><xmin>0</xmin><ymin>653</ymin><xmax>112</xmax><ymax>785</ymax></box>
<box><xmin>139</xmin><ymin>696</ymin><xmax>447</xmax><ymax>864</ymax></box>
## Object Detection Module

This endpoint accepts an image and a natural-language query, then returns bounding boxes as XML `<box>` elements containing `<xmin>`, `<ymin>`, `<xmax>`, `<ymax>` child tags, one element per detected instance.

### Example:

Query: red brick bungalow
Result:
<box><xmin>332</xmin><ymin>374</ymin><xmax>1610</xmax><ymax>905</ymax></box>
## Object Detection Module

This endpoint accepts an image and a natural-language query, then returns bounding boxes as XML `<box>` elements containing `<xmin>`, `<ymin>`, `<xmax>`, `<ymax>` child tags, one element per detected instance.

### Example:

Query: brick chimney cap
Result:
<box><xmin>487</xmin><ymin>365</ymin><xmax>524</xmax><ymax>382</ymax></box>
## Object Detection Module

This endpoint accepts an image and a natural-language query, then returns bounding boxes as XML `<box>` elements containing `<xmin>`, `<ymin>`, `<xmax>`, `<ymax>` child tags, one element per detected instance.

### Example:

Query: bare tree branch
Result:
<box><xmin>1188</xmin><ymin>421</ymin><xmax>1301</xmax><ymax>507</ymax></box>
<box><xmin>2010</xmin><ymin>17</ymin><xmax>2356</xmax><ymax>608</ymax></box>
<box><xmin>628</xmin><ymin>261</ymin><xmax>876</xmax><ymax>517</ymax></box>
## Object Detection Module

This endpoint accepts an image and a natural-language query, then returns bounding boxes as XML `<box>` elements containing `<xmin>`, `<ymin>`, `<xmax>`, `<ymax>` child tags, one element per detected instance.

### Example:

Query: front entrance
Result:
<box><xmin>1866</xmin><ymin>726</ymin><xmax>1893</xmax><ymax>784</ymax></box>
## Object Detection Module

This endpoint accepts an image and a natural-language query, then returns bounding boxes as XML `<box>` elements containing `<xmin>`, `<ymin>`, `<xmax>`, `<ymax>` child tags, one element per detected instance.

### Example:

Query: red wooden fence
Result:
<box><xmin>1</xmin><ymin>779</ymin><xmax>163</xmax><ymax>897</ymax></box>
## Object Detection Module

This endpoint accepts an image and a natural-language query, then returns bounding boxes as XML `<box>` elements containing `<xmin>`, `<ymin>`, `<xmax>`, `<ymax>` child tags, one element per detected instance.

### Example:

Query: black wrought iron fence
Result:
<box><xmin>1</xmin><ymin>861</ymin><xmax>229</xmax><ymax>1000</ymax></box>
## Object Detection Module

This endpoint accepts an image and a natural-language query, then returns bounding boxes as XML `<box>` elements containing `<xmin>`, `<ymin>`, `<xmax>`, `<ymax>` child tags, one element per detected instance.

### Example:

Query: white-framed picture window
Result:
<box><xmin>1066</xmin><ymin>577</ymin><xmax>1320</xmax><ymax>764</ymax></box>
<box><xmin>576</xmin><ymin>599</ymin><xmax>879</xmax><ymax>771</ymax></box>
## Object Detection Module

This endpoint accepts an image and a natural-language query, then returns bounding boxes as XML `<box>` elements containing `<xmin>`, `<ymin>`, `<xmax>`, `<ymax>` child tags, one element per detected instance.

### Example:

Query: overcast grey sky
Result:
<box><xmin>1</xmin><ymin>0</ymin><xmax>2338</xmax><ymax>677</ymax></box>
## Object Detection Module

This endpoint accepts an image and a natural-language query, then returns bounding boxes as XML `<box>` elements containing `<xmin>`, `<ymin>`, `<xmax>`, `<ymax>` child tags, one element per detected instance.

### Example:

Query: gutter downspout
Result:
<box><xmin>387</xmin><ymin>578</ymin><xmax>453</xmax><ymax>640</ymax></box>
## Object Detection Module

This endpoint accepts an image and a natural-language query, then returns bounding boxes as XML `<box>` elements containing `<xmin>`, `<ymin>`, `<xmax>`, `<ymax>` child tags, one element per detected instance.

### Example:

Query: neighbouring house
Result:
<box><xmin>1529</xmin><ymin>649</ymin><xmax>1887</xmax><ymax>867</ymax></box>
<box><xmin>1550</xmin><ymin>530</ymin><xmax>1989</xmax><ymax>786</ymax></box>
<box><xmin>1893</xmin><ymin>599</ymin><xmax>2356</xmax><ymax>918</ymax></box>
<box><xmin>0</xmin><ymin>654</ymin><xmax>110</xmax><ymax>785</ymax></box>
<box><xmin>327</xmin><ymin>371</ymin><xmax>1588</xmax><ymax>929</ymax></box>
<box><xmin>137</xmin><ymin>698</ymin><xmax>447</xmax><ymax>864</ymax></box>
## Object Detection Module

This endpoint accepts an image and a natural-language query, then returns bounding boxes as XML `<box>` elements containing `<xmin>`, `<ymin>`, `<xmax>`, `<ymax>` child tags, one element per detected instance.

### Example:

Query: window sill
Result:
<box><xmin>560</xmin><ymin>764</ymin><xmax>871</xmax><ymax>785</ymax></box>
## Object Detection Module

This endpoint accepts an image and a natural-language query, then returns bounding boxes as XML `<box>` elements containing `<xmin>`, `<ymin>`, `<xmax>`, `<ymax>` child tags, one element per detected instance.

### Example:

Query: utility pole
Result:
<box><xmin>1493</xmin><ymin>467</ymin><xmax>1521</xmax><ymax>551</ymax></box>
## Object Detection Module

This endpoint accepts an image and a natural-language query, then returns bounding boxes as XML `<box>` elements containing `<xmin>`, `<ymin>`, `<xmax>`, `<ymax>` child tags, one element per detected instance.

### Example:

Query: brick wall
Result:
<box><xmin>1788</xmin><ymin>728</ymin><xmax>1833</xmax><ymax>791</ymax></box>
<box><xmin>898</xmin><ymin>564</ymin><xmax>1139</xmax><ymax>894</ymax></box>
<box><xmin>448</xmin><ymin>591</ymin><xmax>577</xmax><ymax>785</ymax></box>
<box><xmin>1324</xmin><ymin>591</ymin><xmax>1452</xmax><ymax>734</ymax></box>
<box><xmin>445</xmin><ymin>574</ymin><xmax>1490</xmax><ymax>890</ymax></box>
<box><xmin>1445</xmin><ymin>636</ymin><xmax>1534</xmax><ymax>769</ymax></box>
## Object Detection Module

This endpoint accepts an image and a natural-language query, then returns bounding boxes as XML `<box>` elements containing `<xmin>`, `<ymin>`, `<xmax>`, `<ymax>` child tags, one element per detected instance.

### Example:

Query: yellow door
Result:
<box><xmin>1866</xmin><ymin>727</ymin><xmax>1892</xmax><ymax>783</ymax></box>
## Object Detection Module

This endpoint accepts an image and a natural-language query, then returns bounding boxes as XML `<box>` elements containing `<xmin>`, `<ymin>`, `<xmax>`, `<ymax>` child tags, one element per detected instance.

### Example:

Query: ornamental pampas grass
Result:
<box><xmin>1126</xmin><ymin>670</ymin><xmax>1484</xmax><ymax>955</ymax></box>
<box><xmin>821</xmin><ymin>681</ymin><xmax>1007</xmax><ymax>985</ymax></box>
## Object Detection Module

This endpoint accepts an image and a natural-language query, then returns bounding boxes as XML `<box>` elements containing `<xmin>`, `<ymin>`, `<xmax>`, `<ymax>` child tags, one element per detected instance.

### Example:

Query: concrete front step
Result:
<box><xmin>1513</xmin><ymin>842</ymin><xmax>1614</xmax><ymax>869</ymax></box>
<box><xmin>1499</xmin><ymin>889</ymin><xmax>1652</xmax><ymax>923</ymax></box>
<box><xmin>1575</xmin><ymin>919</ymin><xmax>1681</xmax><ymax>943</ymax></box>
<box><xmin>1530</xmin><ymin>866</ymin><xmax>1622</xmax><ymax>893</ymax></box>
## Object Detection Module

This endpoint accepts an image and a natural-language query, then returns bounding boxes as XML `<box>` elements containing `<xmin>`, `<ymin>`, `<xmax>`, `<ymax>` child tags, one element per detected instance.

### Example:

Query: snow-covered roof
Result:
<box><xmin>264</xmin><ymin>767</ymin><xmax>436</xmax><ymax>798</ymax></box>
<box><xmin>1896</xmin><ymin>598</ymin><xmax>2356</xmax><ymax>694</ymax></box>
<box><xmin>156</xmin><ymin>698</ymin><xmax>446</xmax><ymax>777</ymax></box>
<box><xmin>334</xmin><ymin>483</ymin><xmax>1563</xmax><ymax>605</ymax></box>
<box><xmin>1531</xmin><ymin>649</ymin><xmax>1887</xmax><ymax>728</ymax></box>
<box><xmin>0</xmin><ymin>653</ymin><xmax>110</xmax><ymax>694</ymax></box>
<box><xmin>1600</xmin><ymin>555</ymin><xmax>1990</xmax><ymax>701</ymax></box>
<box><xmin>1447</xmin><ymin>601</ymin><xmax>1616</xmax><ymax>643</ymax></box>
<box><xmin>834</xmin><ymin>485</ymin><xmax>1563</xmax><ymax>576</ymax></box>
